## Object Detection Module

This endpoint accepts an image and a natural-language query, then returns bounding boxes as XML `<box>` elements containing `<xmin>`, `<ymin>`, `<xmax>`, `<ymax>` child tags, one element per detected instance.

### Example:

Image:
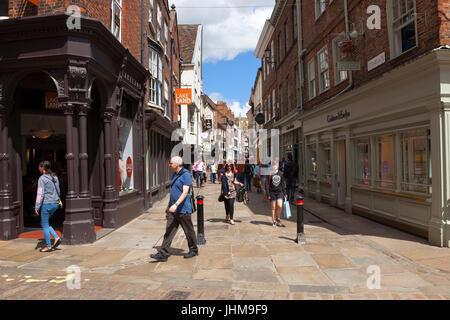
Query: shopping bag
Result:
<box><xmin>283</xmin><ymin>199</ymin><xmax>291</xmax><ymax>219</ymax></box>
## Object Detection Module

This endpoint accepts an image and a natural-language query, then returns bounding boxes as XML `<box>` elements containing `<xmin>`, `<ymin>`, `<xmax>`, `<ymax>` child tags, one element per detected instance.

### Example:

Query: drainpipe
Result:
<box><xmin>170</xmin><ymin>37</ymin><xmax>174</xmax><ymax>122</ymax></box>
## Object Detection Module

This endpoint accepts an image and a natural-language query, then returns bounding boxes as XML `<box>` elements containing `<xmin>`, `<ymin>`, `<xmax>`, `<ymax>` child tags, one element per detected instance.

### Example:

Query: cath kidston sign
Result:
<box><xmin>175</xmin><ymin>88</ymin><xmax>192</xmax><ymax>105</ymax></box>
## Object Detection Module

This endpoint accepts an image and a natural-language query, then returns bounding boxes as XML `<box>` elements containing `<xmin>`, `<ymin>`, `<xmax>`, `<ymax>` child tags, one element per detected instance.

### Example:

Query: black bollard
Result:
<box><xmin>196</xmin><ymin>195</ymin><xmax>206</xmax><ymax>245</ymax></box>
<box><xmin>296</xmin><ymin>194</ymin><xmax>306</xmax><ymax>245</ymax></box>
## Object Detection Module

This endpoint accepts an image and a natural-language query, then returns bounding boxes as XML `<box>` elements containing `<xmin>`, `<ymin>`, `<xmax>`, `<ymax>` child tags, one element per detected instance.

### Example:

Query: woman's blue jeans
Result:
<box><xmin>40</xmin><ymin>203</ymin><xmax>60</xmax><ymax>247</ymax></box>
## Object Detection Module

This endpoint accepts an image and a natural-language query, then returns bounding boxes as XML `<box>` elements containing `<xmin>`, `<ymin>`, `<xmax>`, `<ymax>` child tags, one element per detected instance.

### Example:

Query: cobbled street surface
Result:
<box><xmin>0</xmin><ymin>182</ymin><xmax>449</xmax><ymax>300</ymax></box>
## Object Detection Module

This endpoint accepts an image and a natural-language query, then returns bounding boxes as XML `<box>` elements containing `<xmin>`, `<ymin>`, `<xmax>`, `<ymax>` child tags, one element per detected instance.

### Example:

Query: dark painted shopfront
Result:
<box><xmin>0</xmin><ymin>15</ymin><xmax>150</xmax><ymax>244</ymax></box>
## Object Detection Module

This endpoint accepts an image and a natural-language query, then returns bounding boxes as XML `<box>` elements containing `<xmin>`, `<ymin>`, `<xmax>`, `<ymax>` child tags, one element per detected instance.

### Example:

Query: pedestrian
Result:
<box><xmin>192</xmin><ymin>160</ymin><xmax>204</xmax><ymax>188</ymax></box>
<box><xmin>150</xmin><ymin>156</ymin><xmax>198</xmax><ymax>262</ymax></box>
<box><xmin>279</xmin><ymin>157</ymin><xmax>287</xmax><ymax>173</ymax></box>
<box><xmin>35</xmin><ymin>161</ymin><xmax>62</xmax><ymax>252</ymax></box>
<box><xmin>210</xmin><ymin>161</ymin><xmax>217</xmax><ymax>184</ymax></box>
<box><xmin>253</xmin><ymin>162</ymin><xmax>261</xmax><ymax>193</ymax></box>
<box><xmin>220</xmin><ymin>163</ymin><xmax>244</xmax><ymax>225</ymax></box>
<box><xmin>244</xmin><ymin>159</ymin><xmax>253</xmax><ymax>192</ymax></box>
<box><xmin>264</xmin><ymin>160</ymin><xmax>287</xmax><ymax>227</ymax></box>
<box><xmin>283</xmin><ymin>153</ymin><xmax>298</xmax><ymax>202</ymax></box>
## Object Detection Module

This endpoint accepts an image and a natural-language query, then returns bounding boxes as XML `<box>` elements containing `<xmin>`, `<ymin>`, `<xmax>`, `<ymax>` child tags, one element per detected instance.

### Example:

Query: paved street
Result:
<box><xmin>0</xmin><ymin>182</ymin><xmax>449</xmax><ymax>300</ymax></box>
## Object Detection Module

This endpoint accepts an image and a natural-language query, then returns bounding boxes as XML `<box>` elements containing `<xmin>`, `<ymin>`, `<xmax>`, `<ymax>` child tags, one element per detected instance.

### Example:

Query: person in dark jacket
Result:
<box><xmin>283</xmin><ymin>153</ymin><xmax>298</xmax><ymax>202</ymax></box>
<box><xmin>35</xmin><ymin>161</ymin><xmax>62</xmax><ymax>252</ymax></box>
<box><xmin>220</xmin><ymin>163</ymin><xmax>244</xmax><ymax>225</ymax></box>
<box><xmin>264</xmin><ymin>160</ymin><xmax>287</xmax><ymax>227</ymax></box>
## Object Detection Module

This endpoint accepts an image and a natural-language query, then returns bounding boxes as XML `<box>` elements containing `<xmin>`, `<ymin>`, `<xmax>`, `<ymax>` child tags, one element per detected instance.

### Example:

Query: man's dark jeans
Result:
<box><xmin>159</xmin><ymin>212</ymin><xmax>198</xmax><ymax>256</ymax></box>
<box><xmin>245</xmin><ymin>174</ymin><xmax>252</xmax><ymax>191</ymax></box>
<box><xmin>286</xmin><ymin>178</ymin><xmax>296</xmax><ymax>201</ymax></box>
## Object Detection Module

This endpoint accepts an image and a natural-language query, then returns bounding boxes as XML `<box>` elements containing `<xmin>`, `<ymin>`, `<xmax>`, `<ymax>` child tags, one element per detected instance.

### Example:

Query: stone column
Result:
<box><xmin>315</xmin><ymin>134</ymin><xmax>321</xmax><ymax>202</ymax></box>
<box><xmin>345</xmin><ymin>128</ymin><xmax>352</xmax><ymax>214</ymax></box>
<box><xmin>61</xmin><ymin>101</ymin><xmax>77</xmax><ymax>200</ymax></box>
<box><xmin>78</xmin><ymin>102</ymin><xmax>91</xmax><ymax>198</ymax></box>
<box><xmin>330</xmin><ymin>131</ymin><xmax>337</xmax><ymax>206</ymax></box>
<box><xmin>429</xmin><ymin>105</ymin><xmax>450</xmax><ymax>247</ymax></box>
<box><xmin>102</xmin><ymin>109</ymin><xmax>118</xmax><ymax>228</ymax></box>
<box><xmin>395</xmin><ymin>133</ymin><xmax>402</xmax><ymax>193</ymax></box>
<box><xmin>0</xmin><ymin>99</ymin><xmax>15</xmax><ymax>240</ymax></box>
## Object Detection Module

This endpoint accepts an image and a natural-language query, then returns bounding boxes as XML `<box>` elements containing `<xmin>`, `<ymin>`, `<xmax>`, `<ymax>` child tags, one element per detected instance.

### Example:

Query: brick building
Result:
<box><xmin>253</xmin><ymin>0</ymin><xmax>450</xmax><ymax>247</ymax></box>
<box><xmin>0</xmin><ymin>0</ymin><xmax>182</xmax><ymax>243</ymax></box>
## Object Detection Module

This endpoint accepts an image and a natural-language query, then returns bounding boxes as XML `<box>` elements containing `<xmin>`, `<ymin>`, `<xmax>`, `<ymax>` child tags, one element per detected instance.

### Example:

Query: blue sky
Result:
<box><xmin>171</xmin><ymin>0</ymin><xmax>273</xmax><ymax>118</ymax></box>
<box><xmin>203</xmin><ymin>51</ymin><xmax>261</xmax><ymax>118</ymax></box>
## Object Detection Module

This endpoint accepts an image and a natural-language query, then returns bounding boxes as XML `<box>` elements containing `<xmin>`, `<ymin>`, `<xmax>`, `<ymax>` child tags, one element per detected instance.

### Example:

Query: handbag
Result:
<box><xmin>283</xmin><ymin>199</ymin><xmax>291</xmax><ymax>219</ymax></box>
<box><xmin>218</xmin><ymin>193</ymin><xmax>225</xmax><ymax>202</ymax></box>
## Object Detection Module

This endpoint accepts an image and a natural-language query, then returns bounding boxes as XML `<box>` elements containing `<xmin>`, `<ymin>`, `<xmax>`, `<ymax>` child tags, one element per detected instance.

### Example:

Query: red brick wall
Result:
<box><xmin>301</xmin><ymin>0</ymin><xmax>443</xmax><ymax>111</ymax></box>
<box><xmin>438</xmin><ymin>0</ymin><xmax>450</xmax><ymax>45</ymax></box>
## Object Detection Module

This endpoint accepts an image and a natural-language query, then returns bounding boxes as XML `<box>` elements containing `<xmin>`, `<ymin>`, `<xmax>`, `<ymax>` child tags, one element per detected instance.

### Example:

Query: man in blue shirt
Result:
<box><xmin>150</xmin><ymin>156</ymin><xmax>198</xmax><ymax>262</ymax></box>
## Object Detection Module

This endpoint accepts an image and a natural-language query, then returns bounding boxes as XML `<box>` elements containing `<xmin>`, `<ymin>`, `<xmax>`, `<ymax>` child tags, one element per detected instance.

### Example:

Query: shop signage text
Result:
<box><xmin>368</xmin><ymin>52</ymin><xmax>386</xmax><ymax>71</ymax></box>
<box><xmin>175</xmin><ymin>88</ymin><xmax>192</xmax><ymax>105</ymax></box>
<box><xmin>327</xmin><ymin>110</ymin><xmax>351</xmax><ymax>123</ymax></box>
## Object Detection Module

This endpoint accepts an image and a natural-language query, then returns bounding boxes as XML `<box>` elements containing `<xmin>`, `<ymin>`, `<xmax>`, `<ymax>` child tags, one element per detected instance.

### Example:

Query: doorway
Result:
<box><xmin>12</xmin><ymin>72</ymin><xmax>67</xmax><ymax>231</ymax></box>
<box><xmin>337</xmin><ymin>140</ymin><xmax>346</xmax><ymax>208</ymax></box>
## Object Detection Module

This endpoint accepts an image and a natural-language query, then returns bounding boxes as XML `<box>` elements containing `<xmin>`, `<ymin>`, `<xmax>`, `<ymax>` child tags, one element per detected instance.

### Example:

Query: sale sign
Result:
<box><xmin>175</xmin><ymin>88</ymin><xmax>192</xmax><ymax>105</ymax></box>
<box><xmin>126</xmin><ymin>157</ymin><xmax>133</xmax><ymax>178</ymax></box>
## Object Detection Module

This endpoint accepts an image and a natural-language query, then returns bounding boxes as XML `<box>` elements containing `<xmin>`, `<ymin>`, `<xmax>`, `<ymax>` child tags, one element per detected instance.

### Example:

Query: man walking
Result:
<box><xmin>284</xmin><ymin>154</ymin><xmax>298</xmax><ymax>202</ymax></box>
<box><xmin>150</xmin><ymin>156</ymin><xmax>198</xmax><ymax>262</ymax></box>
<box><xmin>210</xmin><ymin>160</ymin><xmax>217</xmax><ymax>184</ymax></box>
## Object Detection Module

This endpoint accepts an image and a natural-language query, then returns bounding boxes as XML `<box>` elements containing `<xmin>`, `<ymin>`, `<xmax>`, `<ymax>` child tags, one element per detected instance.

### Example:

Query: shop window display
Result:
<box><xmin>320</xmin><ymin>143</ymin><xmax>332</xmax><ymax>183</ymax></box>
<box><xmin>401</xmin><ymin>129</ymin><xmax>431</xmax><ymax>194</ymax></box>
<box><xmin>308</xmin><ymin>144</ymin><xmax>317</xmax><ymax>179</ymax></box>
<box><xmin>355</xmin><ymin>139</ymin><xmax>370</xmax><ymax>185</ymax></box>
<box><xmin>118</xmin><ymin>102</ymin><xmax>134</xmax><ymax>194</ymax></box>
<box><xmin>377</xmin><ymin>135</ymin><xmax>394</xmax><ymax>189</ymax></box>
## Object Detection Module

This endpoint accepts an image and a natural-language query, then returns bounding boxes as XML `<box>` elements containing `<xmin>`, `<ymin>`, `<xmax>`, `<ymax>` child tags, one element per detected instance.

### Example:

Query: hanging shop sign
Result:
<box><xmin>337</xmin><ymin>61</ymin><xmax>361</xmax><ymax>71</ymax></box>
<box><xmin>327</xmin><ymin>110</ymin><xmax>351</xmax><ymax>123</ymax></box>
<box><xmin>255</xmin><ymin>113</ymin><xmax>265</xmax><ymax>125</ymax></box>
<box><xmin>368</xmin><ymin>52</ymin><xmax>386</xmax><ymax>72</ymax></box>
<box><xmin>175</xmin><ymin>88</ymin><xmax>192</xmax><ymax>105</ymax></box>
<box><xmin>205</xmin><ymin>119</ymin><xmax>212</xmax><ymax>130</ymax></box>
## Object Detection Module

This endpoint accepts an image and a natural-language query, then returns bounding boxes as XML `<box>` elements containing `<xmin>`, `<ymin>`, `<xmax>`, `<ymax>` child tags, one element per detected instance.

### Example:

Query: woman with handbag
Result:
<box><xmin>220</xmin><ymin>163</ymin><xmax>243</xmax><ymax>225</ymax></box>
<box><xmin>35</xmin><ymin>161</ymin><xmax>62</xmax><ymax>252</ymax></box>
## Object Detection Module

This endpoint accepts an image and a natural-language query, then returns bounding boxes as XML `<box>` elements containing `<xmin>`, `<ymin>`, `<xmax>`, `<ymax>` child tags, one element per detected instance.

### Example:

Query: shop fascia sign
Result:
<box><xmin>282</xmin><ymin>119</ymin><xmax>301</xmax><ymax>134</ymax></box>
<box><xmin>327</xmin><ymin>110</ymin><xmax>350</xmax><ymax>123</ymax></box>
<box><xmin>175</xmin><ymin>88</ymin><xmax>192</xmax><ymax>105</ymax></box>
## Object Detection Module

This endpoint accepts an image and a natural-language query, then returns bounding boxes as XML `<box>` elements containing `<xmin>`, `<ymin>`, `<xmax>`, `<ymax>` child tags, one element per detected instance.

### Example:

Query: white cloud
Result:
<box><xmin>171</xmin><ymin>0</ymin><xmax>273</xmax><ymax>62</ymax></box>
<box><xmin>209</xmin><ymin>92</ymin><xmax>250</xmax><ymax>118</ymax></box>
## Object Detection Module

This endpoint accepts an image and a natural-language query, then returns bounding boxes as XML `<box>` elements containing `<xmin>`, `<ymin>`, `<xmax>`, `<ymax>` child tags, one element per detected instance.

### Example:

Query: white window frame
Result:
<box><xmin>318</xmin><ymin>46</ymin><xmax>330</xmax><ymax>93</ymax></box>
<box><xmin>332</xmin><ymin>34</ymin><xmax>349</xmax><ymax>85</ymax></box>
<box><xmin>272</xmin><ymin>89</ymin><xmax>276</xmax><ymax>119</ymax></box>
<box><xmin>387</xmin><ymin>0</ymin><xmax>418</xmax><ymax>59</ymax></box>
<box><xmin>293</xmin><ymin>6</ymin><xmax>298</xmax><ymax>40</ymax></box>
<box><xmin>148</xmin><ymin>48</ymin><xmax>163</xmax><ymax>107</ymax></box>
<box><xmin>164</xmin><ymin>80</ymin><xmax>169</xmax><ymax>116</ymax></box>
<box><xmin>157</xmin><ymin>4</ymin><xmax>162</xmax><ymax>44</ymax></box>
<box><xmin>315</xmin><ymin>0</ymin><xmax>326</xmax><ymax>20</ymax></box>
<box><xmin>279</xmin><ymin>85</ymin><xmax>283</xmax><ymax>118</ymax></box>
<box><xmin>164</xmin><ymin>21</ymin><xmax>169</xmax><ymax>56</ymax></box>
<box><xmin>111</xmin><ymin>0</ymin><xmax>122</xmax><ymax>42</ymax></box>
<box><xmin>285</xmin><ymin>21</ymin><xmax>289</xmax><ymax>54</ymax></box>
<box><xmin>308</xmin><ymin>59</ymin><xmax>316</xmax><ymax>100</ymax></box>
<box><xmin>271</xmin><ymin>41</ymin><xmax>274</xmax><ymax>69</ymax></box>
<box><xmin>149</xmin><ymin>0</ymin><xmax>154</xmax><ymax>24</ymax></box>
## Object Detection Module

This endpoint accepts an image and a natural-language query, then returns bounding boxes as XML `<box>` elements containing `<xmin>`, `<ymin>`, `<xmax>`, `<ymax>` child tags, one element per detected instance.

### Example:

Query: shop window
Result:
<box><xmin>145</xmin><ymin>128</ymin><xmax>150</xmax><ymax>190</ymax></box>
<box><xmin>376</xmin><ymin>135</ymin><xmax>394</xmax><ymax>189</ymax></box>
<box><xmin>388</xmin><ymin>0</ymin><xmax>417</xmax><ymax>58</ymax></box>
<box><xmin>354</xmin><ymin>139</ymin><xmax>370</xmax><ymax>185</ymax></box>
<box><xmin>118</xmin><ymin>99</ymin><xmax>134</xmax><ymax>194</ymax></box>
<box><xmin>320</xmin><ymin>143</ymin><xmax>332</xmax><ymax>183</ymax></box>
<box><xmin>308</xmin><ymin>144</ymin><xmax>318</xmax><ymax>179</ymax></box>
<box><xmin>401</xmin><ymin>129</ymin><xmax>431</xmax><ymax>194</ymax></box>
<box><xmin>318</xmin><ymin>46</ymin><xmax>330</xmax><ymax>93</ymax></box>
<box><xmin>111</xmin><ymin>0</ymin><xmax>122</xmax><ymax>42</ymax></box>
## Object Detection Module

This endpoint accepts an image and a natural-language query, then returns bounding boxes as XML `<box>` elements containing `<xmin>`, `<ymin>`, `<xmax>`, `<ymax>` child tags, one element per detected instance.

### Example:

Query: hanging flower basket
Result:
<box><xmin>341</xmin><ymin>40</ymin><xmax>355</xmax><ymax>55</ymax></box>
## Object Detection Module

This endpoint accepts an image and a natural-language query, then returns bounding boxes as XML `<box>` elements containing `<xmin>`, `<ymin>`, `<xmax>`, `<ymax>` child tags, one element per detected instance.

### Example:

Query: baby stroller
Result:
<box><xmin>236</xmin><ymin>186</ymin><xmax>249</xmax><ymax>205</ymax></box>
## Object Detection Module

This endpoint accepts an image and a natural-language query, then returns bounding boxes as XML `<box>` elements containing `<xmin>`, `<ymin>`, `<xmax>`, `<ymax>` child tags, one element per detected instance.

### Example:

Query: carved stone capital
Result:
<box><xmin>77</xmin><ymin>103</ymin><xmax>91</xmax><ymax>116</ymax></box>
<box><xmin>65</xmin><ymin>153</ymin><xmax>75</xmax><ymax>160</ymax></box>
<box><xmin>79</xmin><ymin>153</ymin><xmax>89</xmax><ymax>160</ymax></box>
<box><xmin>60</xmin><ymin>102</ymin><xmax>76</xmax><ymax>115</ymax></box>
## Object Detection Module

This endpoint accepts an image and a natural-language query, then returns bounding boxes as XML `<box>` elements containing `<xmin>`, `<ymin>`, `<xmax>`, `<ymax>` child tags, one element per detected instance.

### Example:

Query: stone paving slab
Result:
<box><xmin>0</xmin><ymin>183</ymin><xmax>449</xmax><ymax>300</ymax></box>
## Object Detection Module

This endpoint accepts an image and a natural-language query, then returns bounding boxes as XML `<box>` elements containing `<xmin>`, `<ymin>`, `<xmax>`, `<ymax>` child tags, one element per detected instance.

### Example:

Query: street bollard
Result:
<box><xmin>296</xmin><ymin>194</ymin><xmax>306</xmax><ymax>245</ymax></box>
<box><xmin>196</xmin><ymin>195</ymin><xmax>206</xmax><ymax>245</ymax></box>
